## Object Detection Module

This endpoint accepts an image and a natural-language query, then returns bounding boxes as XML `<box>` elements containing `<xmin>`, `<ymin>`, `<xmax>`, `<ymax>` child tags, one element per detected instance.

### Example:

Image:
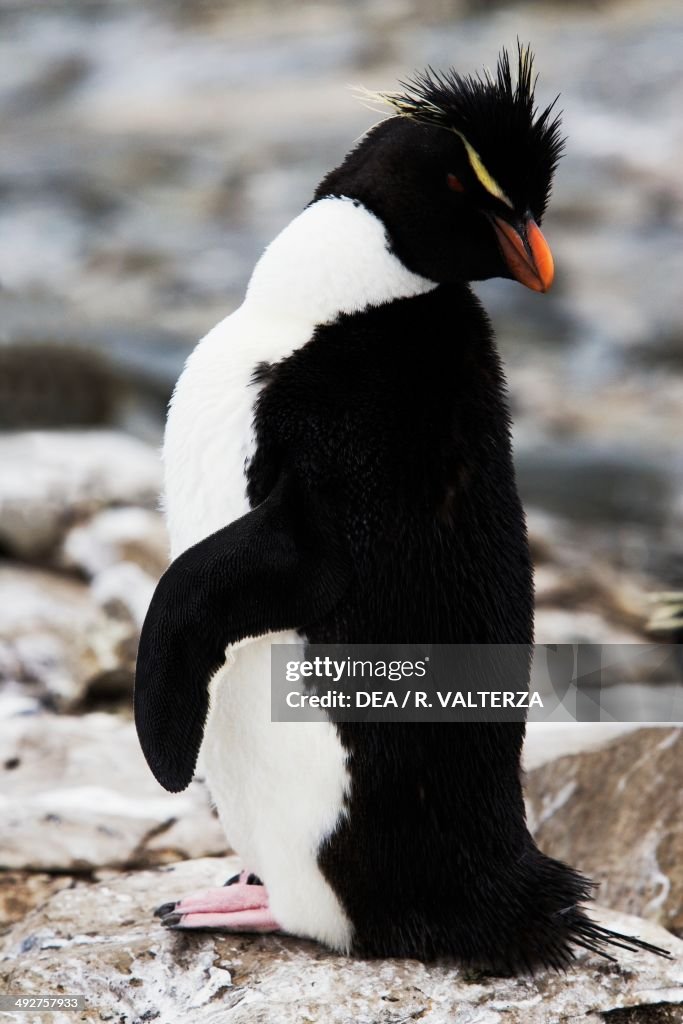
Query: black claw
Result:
<box><xmin>223</xmin><ymin>872</ymin><xmax>263</xmax><ymax>886</ymax></box>
<box><xmin>161</xmin><ymin>913</ymin><xmax>182</xmax><ymax>928</ymax></box>
<box><xmin>154</xmin><ymin>901</ymin><xmax>178</xmax><ymax>919</ymax></box>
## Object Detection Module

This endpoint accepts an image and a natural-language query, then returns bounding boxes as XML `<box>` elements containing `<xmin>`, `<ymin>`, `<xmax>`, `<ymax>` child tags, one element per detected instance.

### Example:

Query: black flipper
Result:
<box><xmin>134</xmin><ymin>474</ymin><xmax>350</xmax><ymax>793</ymax></box>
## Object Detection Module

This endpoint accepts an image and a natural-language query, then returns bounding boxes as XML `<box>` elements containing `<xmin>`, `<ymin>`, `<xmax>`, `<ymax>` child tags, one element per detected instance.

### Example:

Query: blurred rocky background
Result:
<box><xmin>0</xmin><ymin>0</ymin><xmax>682</xmax><ymax>1020</ymax></box>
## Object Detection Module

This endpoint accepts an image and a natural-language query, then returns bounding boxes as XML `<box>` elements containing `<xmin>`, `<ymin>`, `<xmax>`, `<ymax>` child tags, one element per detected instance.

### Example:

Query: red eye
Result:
<box><xmin>447</xmin><ymin>173</ymin><xmax>465</xmax><ymax>193</ymax></box>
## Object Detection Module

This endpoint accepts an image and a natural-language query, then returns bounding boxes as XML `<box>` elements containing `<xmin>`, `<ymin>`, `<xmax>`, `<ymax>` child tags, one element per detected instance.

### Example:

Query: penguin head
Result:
<box><xmin>315</xmin><ymin>45</ymin><xmax>564</xmax><ymax>291</ymax></box>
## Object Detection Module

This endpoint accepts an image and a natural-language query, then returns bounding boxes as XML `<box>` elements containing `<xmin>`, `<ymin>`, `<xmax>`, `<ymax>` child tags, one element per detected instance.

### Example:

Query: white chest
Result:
<box><xmin>162</xmin><ymin>309</ymin><xmax>307</xmax><ymax>559</ymax></box>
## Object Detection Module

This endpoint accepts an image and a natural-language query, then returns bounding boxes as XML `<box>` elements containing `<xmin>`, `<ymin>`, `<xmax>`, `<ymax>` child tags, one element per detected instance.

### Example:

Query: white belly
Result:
<box><xmin>201</xmin><ymin>632</ymin><xmax>353</xmax><ymax>949</ymax></box>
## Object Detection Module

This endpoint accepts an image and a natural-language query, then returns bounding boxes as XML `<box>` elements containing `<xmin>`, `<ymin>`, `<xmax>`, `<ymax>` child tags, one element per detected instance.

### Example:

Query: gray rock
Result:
<box><xmin>0</xmin><ymin>431</ymin><xmax>162</xmax><ymax>559</ymax></box>
<box><xmin>90</xmin><ymin>561</ymin><xmax>158</xmax><ymax>632</ymax></box>
<box><xmin>0</xmin><ymin>342</ymin><xmax>119</xmax><ymax>430</ymax></box>
<box><xmin>0</xmin><ymin>565</ymin><xmax>134</xmax><ymax>710</ymax></box>
<box><xmin>516</xmin><ymin>444</ymin><xmax>675</xmax><ymax>528</ymax></box>
<box><xmin>526</xmin><ymin>727</ymin><xmax>683</xmax><ymax>936</ymax></box>
<box><xmin>0</xmin><ymin>713</ymin><xmax>227</xmax><ymax>872</ymax></box>
<box><xmin>523</xmin><ymin>722</ymin><xmax>650</xmax><ymax>772</ymax></box>
<box><xmin>60</xmin><ymin>507</ymin><xmax>168</xmax><ymax>580</ymax></box>
<box><xmin>0</xmin><ymin>856</ymin><xmax>681</xmax><ymax>1024</ymax></box>
<box><xmin>0</xmin><ymin>871</ymin><xmax>73</xmax><ymax>933</ymax></box>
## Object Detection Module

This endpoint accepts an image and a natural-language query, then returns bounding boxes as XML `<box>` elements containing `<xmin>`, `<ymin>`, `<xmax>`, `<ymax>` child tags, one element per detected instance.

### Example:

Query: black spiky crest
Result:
<box><xmin>378</xmin><ymin>43</ymin><xmax>564</xmax><ymax>220</ymax></box>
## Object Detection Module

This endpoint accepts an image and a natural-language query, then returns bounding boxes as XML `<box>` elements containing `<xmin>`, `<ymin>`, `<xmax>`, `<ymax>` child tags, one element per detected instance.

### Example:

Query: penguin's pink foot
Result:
<box><xmin>155</xmin><ymin>882</ymin><xmax>282</xmax><ymax>933</ymax></box>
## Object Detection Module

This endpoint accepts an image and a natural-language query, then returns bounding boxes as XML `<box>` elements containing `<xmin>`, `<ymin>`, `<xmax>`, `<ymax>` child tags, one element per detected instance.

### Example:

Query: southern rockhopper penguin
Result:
<box><xmin>135</xmin><ymin>47</ymin><xmax>670</xmax><ymax>972</ymax></box>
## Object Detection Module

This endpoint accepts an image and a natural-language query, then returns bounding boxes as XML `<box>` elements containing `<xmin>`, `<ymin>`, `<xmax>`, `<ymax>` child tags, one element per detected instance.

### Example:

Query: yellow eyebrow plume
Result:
<box><xmin>355</xmin><ymin>87</ymin><xmax>514</xmax><ymax>208</ymax></box>
<box><xmin>453</xmin><ymin>131</ymin><xmax>513</xmax><ymax>208</ymax></box>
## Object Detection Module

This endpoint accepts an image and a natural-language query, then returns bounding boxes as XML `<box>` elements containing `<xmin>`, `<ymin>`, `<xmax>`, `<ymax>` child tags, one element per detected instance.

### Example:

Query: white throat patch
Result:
<box><xmin>244</xmin><ymin>196</ymin><xmax>437</xmax><ymax>323</ymax></box>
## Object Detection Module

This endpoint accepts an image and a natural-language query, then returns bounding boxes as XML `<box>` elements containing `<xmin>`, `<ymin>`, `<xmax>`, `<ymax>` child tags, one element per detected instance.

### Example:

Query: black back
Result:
<box><xmin>247</xmin><ymin>282</ymin><xmax>533</xmax><ymax>645</ymax></box>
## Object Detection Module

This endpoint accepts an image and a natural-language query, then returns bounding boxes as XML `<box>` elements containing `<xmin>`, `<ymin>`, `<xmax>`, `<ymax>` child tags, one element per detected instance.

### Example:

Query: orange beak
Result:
<box><xmin>489</xmin><ymin>215</ymin><xmax>554</xmax><ymax>293</ymax></box>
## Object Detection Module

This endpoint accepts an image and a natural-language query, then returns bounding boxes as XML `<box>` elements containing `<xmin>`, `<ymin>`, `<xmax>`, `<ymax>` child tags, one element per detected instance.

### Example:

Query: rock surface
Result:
<box><xmin>526</xmin><ymin>728</ymin><xmax>683</xmax><ymax>936</ymax></box>
<box><xmin>0</xmin><ymin>713</ymin><xmax>227</xmax><ymax>873</ymax></box>
<box><xmin>89</xmin><ymin>561</ymin><xmax>158</xmax><ymax>633</ymax></box>
<box><xmin>1</xmin><ymin>856</ymin><xmax>682</xmax><ymax>1024</ymax></box>
<box><xmin>0</xmin><ymin>431</ymin><xmax>162</xmax><ymax>559</ymax></box>
<box><xmin>0</xmin><ymin>565</ymin><xmax>135</xmax><ymax>710</ymax></box>
<box><xmin>60</xmin><ymin>506</ymin><xmax>168</xmax><ymax>580</ymax></box>
<box><xmin>0</xmin><ymin>483</ymin><xmax>169</xmax><ymax>709</ymax></box>
<box><xmin>0</xmin><ymin>872</ymin><xmax>73</xmax><ymax>933</ymax></box>
<box><xmin>523</xmin><ymin>722</ymin><xmax>654</xmax><ymax>772</ymax></box>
